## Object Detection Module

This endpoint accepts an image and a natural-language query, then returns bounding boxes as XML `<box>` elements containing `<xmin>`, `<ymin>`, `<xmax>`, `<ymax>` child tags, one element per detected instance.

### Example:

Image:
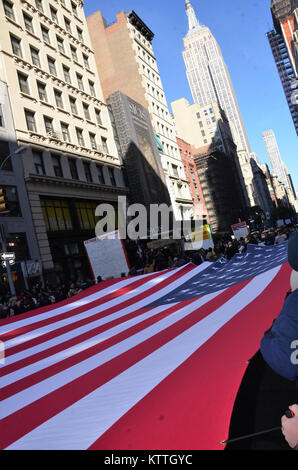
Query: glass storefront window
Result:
<box><xmin>76</xmin><ymin>200</ymin><xmax>98</xmax><ymax>231</ymax></box>
<box><xmin>41</xmin><ymin>198</ymin><xmax>73</xmax><ymax>232</ymax></box>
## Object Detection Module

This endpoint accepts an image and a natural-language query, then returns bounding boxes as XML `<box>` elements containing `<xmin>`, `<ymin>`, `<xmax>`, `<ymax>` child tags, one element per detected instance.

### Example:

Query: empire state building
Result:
<box><xmin>182</xmin><ymin>0</ymin><xmax>251</xmax><ymax>156</ymax></box>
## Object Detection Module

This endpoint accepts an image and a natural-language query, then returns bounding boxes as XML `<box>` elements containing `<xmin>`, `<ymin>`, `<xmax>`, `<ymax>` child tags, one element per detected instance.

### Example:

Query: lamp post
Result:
<box><xmin>0</xmin><ymin>145</ymin><xmax>26</xmax><ymax>296</ymax></box>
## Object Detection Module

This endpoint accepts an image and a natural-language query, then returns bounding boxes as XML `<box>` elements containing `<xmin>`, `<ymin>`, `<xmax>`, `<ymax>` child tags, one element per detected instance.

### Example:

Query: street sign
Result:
<box><xmin>2</xmin><ymin>259</ymin><xmax>15</xmax><ymax>267</ymax></box>
<box><xmin>0</xmin><ymin>252</ymin><xmax>15</xmax><ymax>261</ymax></box>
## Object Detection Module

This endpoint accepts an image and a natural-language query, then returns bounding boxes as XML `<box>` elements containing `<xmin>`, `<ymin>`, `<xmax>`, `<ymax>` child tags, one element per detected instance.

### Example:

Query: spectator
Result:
<box><xmin>260</xmin><ymin>231</ymin><xmax>298</xmax><ymax>382</ymax></box>
<box><xmin>274</xmin><ymin>229</ymin><xmax>287</xmax><ymax>245</ymax></box>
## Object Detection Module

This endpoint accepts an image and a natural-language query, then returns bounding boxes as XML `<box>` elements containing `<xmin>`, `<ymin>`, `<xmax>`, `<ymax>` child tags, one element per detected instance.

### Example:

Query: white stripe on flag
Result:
<box><xmin>6</xmin><ymin>266</ymin><xmax>280</xmax><ymax>449</ymax></box>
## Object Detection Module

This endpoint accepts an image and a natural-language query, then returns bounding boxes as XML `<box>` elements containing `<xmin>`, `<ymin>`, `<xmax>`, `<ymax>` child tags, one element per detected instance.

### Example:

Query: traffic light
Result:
<box><xmin>0</xmin><ymin>188</ymin><xmax>7</xmax><ymax>213</ymax></box>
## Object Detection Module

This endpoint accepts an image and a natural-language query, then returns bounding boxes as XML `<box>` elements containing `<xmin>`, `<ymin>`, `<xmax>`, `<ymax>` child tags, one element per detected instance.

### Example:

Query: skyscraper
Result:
<box><xmin>262</xmin><ymin>130</ymin><xmax>288</xmax><ymax>187</ymax></box>
<box><xmin>267</xmin><ymin>0</ymin><xmax>298</xmax><ymax>135</ymax></box>
<box><xmin>182</xmin><ymin>0</ymin><xmax>251</xmax><ymax>155</ymax></box>
<box><xmin>182</xmin><ymin>0</ymin><xmax>256</xmax><ymax>208</ymax></box>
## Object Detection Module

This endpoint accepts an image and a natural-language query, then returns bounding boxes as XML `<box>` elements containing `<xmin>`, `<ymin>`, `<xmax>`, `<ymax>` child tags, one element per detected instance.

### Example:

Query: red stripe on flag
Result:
<box><xmin>0</xmin><ymin>279</ymin><xmax>248</xmax><ymax>449</ymax></box>
<box><xmin>87</xmin><ymin>263</ymin><xmax>291</xmax><ymax>450</ymax></box>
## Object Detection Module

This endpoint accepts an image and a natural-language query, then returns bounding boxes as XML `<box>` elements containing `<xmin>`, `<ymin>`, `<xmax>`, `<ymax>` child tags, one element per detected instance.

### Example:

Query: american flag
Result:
<box><xmin>0</xmin><ymin>242</ymin><xmax>291</xmax><ymax>450</ymax></box>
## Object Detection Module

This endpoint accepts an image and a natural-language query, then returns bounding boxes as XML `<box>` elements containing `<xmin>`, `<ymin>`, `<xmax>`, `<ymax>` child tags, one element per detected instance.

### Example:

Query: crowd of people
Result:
<box><xmin>0</xmin><ymin>278</ymin><xmax>95</xmax><ymax>319</ymax></box>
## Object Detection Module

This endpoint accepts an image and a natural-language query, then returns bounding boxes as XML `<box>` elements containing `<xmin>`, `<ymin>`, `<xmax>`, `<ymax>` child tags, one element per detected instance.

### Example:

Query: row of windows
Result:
<box><xmin>10</xmin><ymin>35</ymin><xmax>95</xmax><ymax>97</ymax></box>
<box><xmin>17</xmin><ymin>70</ymin><xmax>101</xmax><ymax>123</ymax></box>
<box><xmin>3</xmin><ymin>0</ymin><xmax>83</xmax><ymax>37</ymax></box>
<box><xmin>32</xmin><ymin>150</ymin><xmax>117</xmax><ymax>186</ymax></box>
<box><xmin>24</xmin><ymin>108</ymin><xmax>108</xmax><ymax>152</ymax></box>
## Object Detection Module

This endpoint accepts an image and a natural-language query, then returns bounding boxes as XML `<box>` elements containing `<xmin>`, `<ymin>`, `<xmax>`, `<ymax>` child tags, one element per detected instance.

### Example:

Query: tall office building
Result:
<box><xmin>262</xmin><ymin>130</ymin><xmax>288</xmax><ymax>187</ymax></box>
<box><xmin>267</xmin><ymin>0</ymin><xmax>298</xmax><ymax>135</ymax></box>
<box><xmin>0</xmin><ymin>0</ymin><xmax>127</xmax><ymax>284</ymax></box>
<box><xmin>87</xmin><ymin>10</ymin><xmax>194</xmax><ymax>221</ymax></box>
<box><xmin>182</xmin><ymin>0</ymin><xmax>255</xmax><ymax>207</ymax></box>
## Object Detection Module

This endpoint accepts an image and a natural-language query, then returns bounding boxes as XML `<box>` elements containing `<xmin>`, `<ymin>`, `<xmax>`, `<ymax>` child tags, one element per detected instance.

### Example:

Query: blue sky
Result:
<box><xmin>84</xmin><ymin>0</ymin><xmax>298</xmax><ymax>188</ymax></box>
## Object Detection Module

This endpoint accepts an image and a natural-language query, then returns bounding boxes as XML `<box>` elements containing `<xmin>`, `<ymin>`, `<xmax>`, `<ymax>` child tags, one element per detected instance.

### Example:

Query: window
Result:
<box><xmin>63</xmin><ymin>65</ymin><xmax>71</xmax><ymax>83</ymax></box>
<box><xmin>50</xmin><ymin>6</ymin><xmax>58</xmax><ymax>24</ymax></box>
<box><xmin>83</xmin><ymin>103</ymin><xmax>90</xmax><ymax>120</ymax></box>
<box><xmin>82</xmin><ymin>54</ymin><xmax>89</xmax><ymax>69</ymax></box>
<box><xmin>18</xmin><ymin>72</ymin><xmax>30</xmax><ymax>95</ymax></box>
<box><xmin>96</xmin><ymin>164</ymin><xmax>104</xmax><ymax>184</ymax></box>
<box><xmin>57</xmin><ymin>36</ymin><xmax>65</xmax><ymax>54</ymax></box>
<box><xmin>0</xmin><ymin>105</ymin><xmax>4</xmax><ymax>128</ymax></box>
<box><xmin>10</xmin><ymin>35</ymin><xmax>22</xmax><ymax>57</ymax></box>
<box><xmin>77</xmin><ymin>27</ymin><xmax>83</xmax><ymax>42</ymax></box>
<box><xmin>41</xmin><ymin>198</ymin><xmax>73</xmax><ymax>232</ymax></box>
<box><xmin>68</xmin><ymin>158</ymin><xmax>78</xmax><ymax>180</ymax></box>
<box><xmin>101</xmin><ymin>137</ymin><xmax>108</xmax><ymax>153</ymax></box>
<box><xmin>25</xmin><ymin>110</ymin><xmax>37</xmax><ymax>132</ymax></box>
<box><xmin>44</xmin><ymin>116</ymin><xmax>53</xmax><ymax>134</ymax></box>
<box><xmin>30</xmin><ymin>46</ymin><xmax>40</xmax><ymax>67</ymax></box>
<box><xmin>70</xmin><ymin>46</ymin><xmax>78</xmax><ymax>62</ymax></box>
<box><xmin>108</xmin><ymin>167</ymin><xmax>116</xmax><ymax>186</ymax></box>
<box><xmin>3</xmin><ymin>0</ymin><xmax>14</xmax><ymax>20</ymax></box>
<box><xmin>51</xmin><ymin>154</ymin><xmax>63</xmax><ymax>177</ymax></box>
<box><xmin>61</xmin><ymin>122</ymin><xmax>70</xmax><ymax>142</ymax></box>
<box><xmin>89</xmin><ymin>81</ymin><xmax>96</xmax><ymax>97</ymax></box>
<box><xmin>0</xmin><ymin>140</ymin><xmax>11</xmax><ymax>170</ymax></box>
<box><xmin>54</xmin><ymin>89</ymin><xmax>63</xmax><ymax>108</ymax></box>
<box><xmin>76</xmin><ymin>128</ymin><xmax>85</xmax><ymax>147</ymax></box>
<box><xmin>196</xmin><ymin>112</ymin><xmax>201</xmax><ymax>119</ymax></box>
<box><xmin>69</xmin><ymin>96</ymin><xmax>78</xmax><ymax>114</ymax></box>
<box><xmin>23</xmin><ymin>12</ymin><xmax>34</xmax><ymax>33</ymax></box>
<box><xmin>201</xmin><ymin>130</ymin><xmax>205</xmax><ymax>137</ymax></box>
<box><xmin>172</xmin><ymin>164</ymin><xmax>179</xmax><ymax>178</ymax></box>
<box><xmin>32</xmin><ymin>150</ymin><xmax>45</xmax><ymax>175</ymax></box>
<box><xmin>76</xmin><ymin>73</ymin><xmax>84</xmax><ymax>91</ymax></box>
<box><xmin>95</xmin><ymin>108</ymin><xmax>102</xmax><ymax>126</ymax></box>
<box><xmin>41</xmin><ymin>25</ymin><xmax>50</xmax><ymax>44</ymax></box>
<box><xmin>71</xmin><ymin>2</ymin><xmax>78</xmax><ymax>16</ymax></box>
<box><xmin>64</xmin><ymin>17</ymin><xmax>71</xmax><ymax>33</ymax></box>
<box><xmin>89</xmin><ymin>133</ymin><xmax>97</xmax><ymax>150</ymax></box>
<box><xmin>83</xmin><ymin>161</ymin><xmax>92</xmax><ymax>182</ymax></box>
<box><xmin>47</xmin><ymin>56</ymin><xmax>56</xmax><ymax>75</ymax></box>
<box><xmin>76</xmin><ymin>201</ymin><xmax>99</xmax><ymax>230</ymax></box>
<box><xmin>35</xmin><ymin>0</ymin><xmax>43</xmax><ymax>13</ymax></box>
<box><xmin>37</xmin><ymin>81</ymin><xmax>47</xmax><ymax>102</ymax></box>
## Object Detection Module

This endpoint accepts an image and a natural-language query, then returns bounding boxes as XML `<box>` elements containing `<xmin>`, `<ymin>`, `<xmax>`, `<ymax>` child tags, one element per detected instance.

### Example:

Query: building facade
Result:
<box><xmin>87</xmin><ymin>9</ymin><xmax>194</xmax><ymax>221</ymax></box>
<box><xmin>176</xmin><ymin>137</ymin><xmax>207</xmax><ymax>221</ymax></box>
<box><xmin>0</xmin><ymin>0</ymin><xmax>128</xmax><ymax>284</ymax></box>
<box><xmin>0</xmin><ymin>78</ymin><xmax>41</xmax><ymax>291</ymax></box>
<box><xmin>107</xmin><ymin>90</ymin><xmax>171</xmax><ymax>210</ymax></box>
<box><xmin>193</xmin><ymin>148</ymin><xmax>248</xmax><ymax>233</ymax></box>
<box><xmin>267</xmin><ymin>0</ymin><xmax>298</xmax><ymax>135</ymax></box>
<box><xmin>171</xmin><ymin>97</ymin><xmax>250</xmax><ymax>209</ymax></box>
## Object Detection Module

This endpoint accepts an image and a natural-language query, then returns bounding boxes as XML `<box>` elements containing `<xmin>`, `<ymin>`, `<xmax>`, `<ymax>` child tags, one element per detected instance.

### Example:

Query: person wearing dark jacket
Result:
<box><xmin>260</xmin><ymin>231</ymin><xmax>298</xmax><ymax>382</ymax></box>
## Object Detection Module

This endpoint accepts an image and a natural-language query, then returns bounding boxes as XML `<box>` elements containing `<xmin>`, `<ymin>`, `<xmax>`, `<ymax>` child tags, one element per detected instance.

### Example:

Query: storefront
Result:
<box><xmin>41</xmin><ymin>196</ymin><xmax>118</xmax><ymax>284</ymax></box>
